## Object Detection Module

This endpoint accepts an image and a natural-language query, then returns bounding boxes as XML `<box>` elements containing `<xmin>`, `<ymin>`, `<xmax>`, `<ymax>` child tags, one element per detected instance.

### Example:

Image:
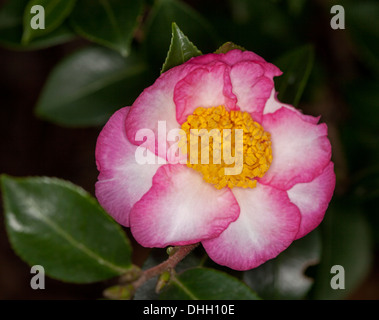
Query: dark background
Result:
<box><xmin>0</xmin><ymin>0</ymin><xmax>378</xmax><ymax>299</ymax></box>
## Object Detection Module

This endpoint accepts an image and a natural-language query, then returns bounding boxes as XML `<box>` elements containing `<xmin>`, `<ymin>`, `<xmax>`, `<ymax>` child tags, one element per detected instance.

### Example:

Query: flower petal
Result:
<box><xmin>288</xmin><ymin>162</ymin><xmax>336</xmax><ymax>239</ymax></box>
<box><xmin>230</xmin><ymin>61</ymin><xmax>274</xmax><ymax>122</ymax></box>
<box><xmin>189</xmin><ymin>50</ymin><xmax>265</xmax><ymax>65</ymax></box>
<box><xmin>125</xmin><ymin>64</ymin><xmax>195</xmax><ymax>159</ymax></box>
<box><xmin>95</xmin><ymin>107</ymin><xmax>162</xmax><ymax>227</ymax></box>
<box><xmin>188</xmin><ymin>49</ymin><xmax>282</xmax><ymax>78</ymax></box>
<box><xmin>130</xmin><ymin>164</ymin><xmax>240</xmax><ymax>247</ymax></box>
<box><xmin>202</xmin><ymin>183</ymin><xmax>301</xmax><ymax>271</ymax></box>
<box><xmin>174</xmin><ymin>63</ymin><xmax>237</xmax><ymax>124</ymax></box>
<box><xmin>259</xmin><ymin>107</ymin><xmax>332</xmax><ymax>190</ymax></box>
<box><xmin>263</xmin><ymin>88</ymin><xmax>320</xmax><ymax>124</ymax></box>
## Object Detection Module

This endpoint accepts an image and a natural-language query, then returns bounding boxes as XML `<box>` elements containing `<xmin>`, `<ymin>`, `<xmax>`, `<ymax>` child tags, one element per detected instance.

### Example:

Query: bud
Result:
<box><xmin>155</xmin><ymin>270</ymin><xmax>171</xmax><ymax>293</ymax></box>
<box><xmin>166</xmin><ymin>246</ymin><xmax>178</xmax><ymax>256</ymax></box>
<box><xmin>103</xmin><ymin>284</ymin><xmax>134</xmax><ymax>300</ymax></box>
<box><xmin>119</xmin><ymin>265</ymin><xmax>142</xmax><ymax>283</ymax></box>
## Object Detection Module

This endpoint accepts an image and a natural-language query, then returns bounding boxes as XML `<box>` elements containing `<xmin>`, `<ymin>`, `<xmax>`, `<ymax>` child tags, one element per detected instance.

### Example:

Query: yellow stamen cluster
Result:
<box><xmin>179</xmin><ymin>106</ymin><xmax>273</xmax><ymax>189</ymax></box>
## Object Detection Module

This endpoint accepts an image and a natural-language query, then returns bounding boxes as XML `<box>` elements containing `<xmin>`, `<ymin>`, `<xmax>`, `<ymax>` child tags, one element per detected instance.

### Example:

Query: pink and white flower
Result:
<box><xmin>95</xmin><ymin>49</ymin><xmax>335</xmax><ymax>271</ymax></box>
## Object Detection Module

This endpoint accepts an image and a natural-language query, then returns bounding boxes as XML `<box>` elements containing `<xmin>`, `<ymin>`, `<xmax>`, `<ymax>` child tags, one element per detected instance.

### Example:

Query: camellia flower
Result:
<box><xmin>95</xmin><ymin>49</ymin><xmax>335</xmax><ymax>271</ymax></box>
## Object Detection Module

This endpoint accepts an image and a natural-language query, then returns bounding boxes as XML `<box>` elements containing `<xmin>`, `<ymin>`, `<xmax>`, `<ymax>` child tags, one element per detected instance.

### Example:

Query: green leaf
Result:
<box><xmin>1</xmin><ymin>175</ymin><xmax>132</xmax><ymax>283</ymax></box>
<box><xmin>274</xmin><ymin>44</ymin><xmax>314</xmax><ymax>106</ymax></box>
<box><xmin>0</xmin><ymin>0</ymin><xmax>74</xmax><ymax>50</ymax></box>
<box><xmin>160</xmin><ymin>267</ymin><xmax>260</xmax><ymax>300</ymax></box>
<box><xmin>70</xmin><ymin>0</ymin><xmax>143</xmax><ymax>57</ymax></box>
<box><xmin>161</xmin><ymin>22</ymin><xmax>202</xmax><ymax>74</ymax></box>
<box><xmin>144</xmin><ymin>0</ymin><xmax>218</xmax><ymax>71</ymax></box>
<box><xmin>311</xmin><ymin>199</ymin><xmax>373</xmax><ymax>299</ymax></box>
<box><xmin>243</xmin><ymin>230</ymin><xmax>321</xmax><ymax>300</ymax></box>
<box><xmin>22</xmin><ymin>0</ymin><xmax>76</xmax><ymax>44</ymax></box>
<box><xmin>35</xmin><ymin>46</ymin><xmax>151</xmax><ymax>127</ymax></box>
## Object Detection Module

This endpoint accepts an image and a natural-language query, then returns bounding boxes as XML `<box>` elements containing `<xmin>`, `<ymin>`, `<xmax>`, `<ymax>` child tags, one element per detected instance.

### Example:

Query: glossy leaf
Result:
<box><xmin>35</xmin><ymin>46</ymin><xmax>151</xmax><ymax>127</ymax></box>
<box><xmin>1</xmin><ymin>175</ymin><xmax>133</xmax><ymax>283</ymax></box>
<box><xmin>160</xmin><ymin>267</ymin><xmax>260</xmax><ymax>300</ymax></box>
<box><xmin>311</xmin><ymin>199</ymin><xmax>373</xmax><ymax>299</ymax></box>
<box><xmin>243</xmin><ymin>230</ymin><xmax>321</xmax><ymax>300</ymax></box>
<box><xmin>161</xmin><ymin>22</ymin><xmax>202</xmax><ymax>73</ymax></box>
<box><xmin>274</xmin><ymin>44</ymin><xmax>314</xmax><ymax>106</ymax></box>
<box><xmin>144</xmin><ymin>0</ymin><xmax>218</xmax><ymax>71</ymax></box>
<box><xmin>0</xmin><ymin>0</ymin><xmax>74</xmax><ymax>50</ymax></box>
<box><xmin>70</xmin><ymin>0</ymin><xmax>143</xmax><ymax>57</ymax></box>
<box><xmin>22</xmin><ymin>0</ymin><xmax>76</xmax><ymax>44</ymax></box>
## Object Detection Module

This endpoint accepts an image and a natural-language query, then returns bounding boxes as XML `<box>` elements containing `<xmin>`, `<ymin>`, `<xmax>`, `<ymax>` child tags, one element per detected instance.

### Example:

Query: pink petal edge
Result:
<box><xmin>202</xmin><ymin>182</ymin><xmax>301</xmax><ymax>271</ymax></box>
<box><xmin>263</xmin><ymin>88</ymin><xmax>320</xmax><ymax>124</ymax></box>
<box><xmin>259</xmin><ymin>107</ymin><xmax>332</xmax><ymax>190</ymax></box>
<box><xmin>95</xmin><ymin>107</ymin><xmax>162</xmax><ymax>227</ymax></box>
<box><xmin>174</xmin><ymin>62</ymin><xmax>237</xmax><ymax>124</ymax></box>
<box><xmin>188</xmin><ymin>49</ymin><xmax>282</xmax><ymax>79</ymax></box>
<box><xmin>229</xmin><ymin>61</ymin><xmax>274</xmax><ymax>123</ymax></box>
<box><xmin>288</xmin><ymin>162</ymin><xmax>336</xmax><ymax>239</ymax></box>
<box><xmin>125</xmin><ymin>64</ymin><xmax>196</xmax><ymax>159</ymax></box>
<box><xmin>130</xmin><ymin>164</ymin><xmax>240</xmax><ymax>247</ymax></box>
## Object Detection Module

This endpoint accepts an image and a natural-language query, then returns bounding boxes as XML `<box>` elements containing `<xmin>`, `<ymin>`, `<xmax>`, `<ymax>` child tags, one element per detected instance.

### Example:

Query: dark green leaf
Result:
<box><xmin>243</xmin><ymin>230</ymin><xmax>321</xmax><ymax>300</ymax></box>
<box><xmin>160</xmin><ymin>267</ymin><xmax>260</xmax><ymax>300</ymax></box>
<box><xmin>311</xmin><ymin>199</ymin><xmax>373</xmax><ymax>299</ymax></box>
<box><xmin>22</xmin><ymin>0</ymin><xmax>76</xmax><ymax>44</ymax></box>
<box><xmin>35</xmin><ymin>46</ymin><xmax>151</xmax><ymax>127</ymax></box>
<box><xmin>1</xmin><ymin>175</ymin><xmax>132</xmax><ymax>283</ymax></box>
<box><xmin>274</xmin><ymin>44</ymin><xmax>314</xmax><ymax>106</ymax></box>
<box><xmin>70</xmin><ymin>0</ymin><xmax>143</xmax><ymax>57</ymax></box>
<box><xmin>161</xmin><ymin>22</ymin><xmax>202</xmax><ymax>74</ymax></box>
<box><xmin>144</xmin><ymin>0</ymin><xmax>218</xmax><ymax>71</ymax></box>
<box><xmin>0</xmin><ymin>0</ymin><xmax>74</xmax><ymax>50</ymax></box>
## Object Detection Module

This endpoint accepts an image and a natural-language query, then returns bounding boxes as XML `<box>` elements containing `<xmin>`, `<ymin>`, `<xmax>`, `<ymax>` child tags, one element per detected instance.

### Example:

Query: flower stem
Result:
<box><xmin>104</xmin><ymin>243</ymin><xmax>199</xmax><ymax>299</ymax></box>
<box><xmin>132</xmin><ymin>243</ymin><xmax>199</xmax><ymax>291</ymax></box>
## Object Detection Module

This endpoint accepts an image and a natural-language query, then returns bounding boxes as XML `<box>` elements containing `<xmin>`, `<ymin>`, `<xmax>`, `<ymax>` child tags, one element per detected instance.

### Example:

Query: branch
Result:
<box><xmin>103</xmin><ymin>243</ymin><xmax>199</xmax><ymax>299</ymax></box>
<box><xmin>132</xmin><ymin>243</ymin><xmax>199</xmax><ymax>290</ymax></box>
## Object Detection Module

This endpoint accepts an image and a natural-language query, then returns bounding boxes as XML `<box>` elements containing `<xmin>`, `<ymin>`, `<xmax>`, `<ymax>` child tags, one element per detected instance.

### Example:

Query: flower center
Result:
<box><xmin>179</xmin><ymin>106</ymin><xmax>273</xmax><ymax>189</ymax></box>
